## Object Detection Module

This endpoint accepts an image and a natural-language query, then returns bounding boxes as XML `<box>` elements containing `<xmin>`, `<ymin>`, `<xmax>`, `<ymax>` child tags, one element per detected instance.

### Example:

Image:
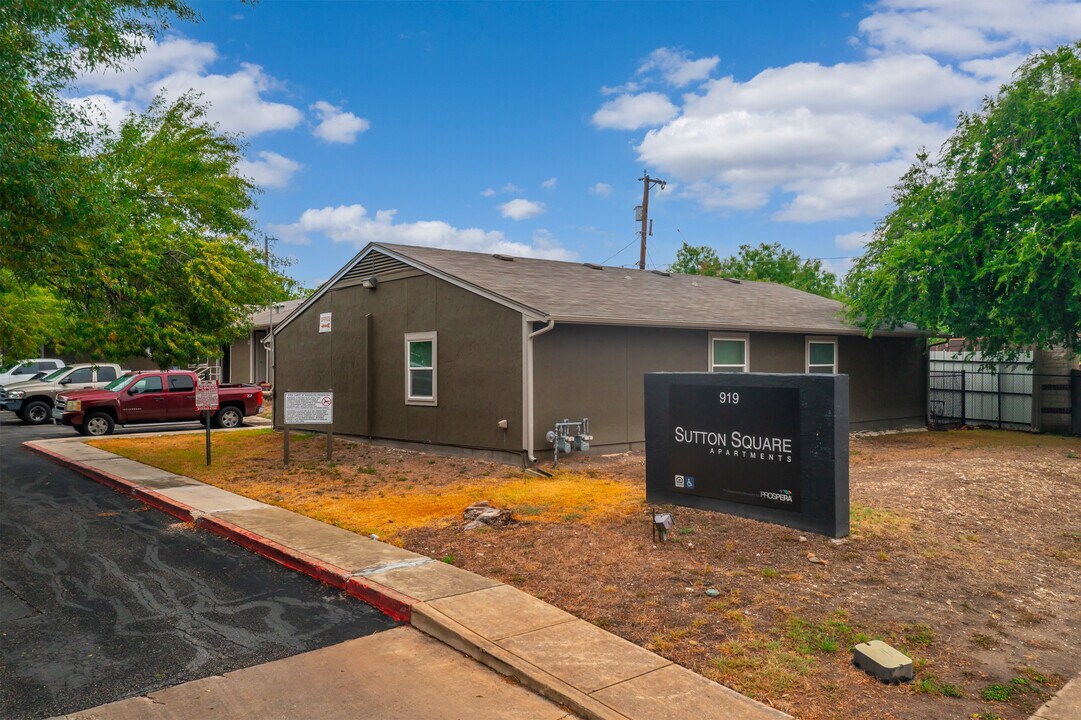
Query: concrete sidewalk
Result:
<box><xmin>26</xmin><ymin>435</ymin><xmax>789</xmax><ymax>720</ymax></box>
<box><xmin>1029</xmin><ymin>676</ymin><xmax>1081</xmax><ymax>720</ymax></box>
<box><xmin>62</xmin><ymin>627</ymin><xmax>573</xmax><ymax>720</ymax></box>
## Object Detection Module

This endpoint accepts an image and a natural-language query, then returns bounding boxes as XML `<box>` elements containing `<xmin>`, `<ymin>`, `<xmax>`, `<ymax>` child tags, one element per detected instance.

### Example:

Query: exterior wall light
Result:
<box><xmin>361</xmin><ymin>276</ymin><xmax>378</xmax><ymax>290</ymax></box>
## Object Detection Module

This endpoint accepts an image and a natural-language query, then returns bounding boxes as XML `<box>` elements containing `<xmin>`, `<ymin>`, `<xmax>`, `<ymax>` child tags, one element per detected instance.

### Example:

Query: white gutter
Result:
<box><xmin>525</xmin><ymin>318</ymin><xmax>556</xmax><ymax>463</ymax></box>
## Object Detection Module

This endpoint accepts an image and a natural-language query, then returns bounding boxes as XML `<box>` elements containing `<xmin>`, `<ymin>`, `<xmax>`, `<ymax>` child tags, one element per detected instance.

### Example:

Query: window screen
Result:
<box><xmin>405</xmin><ymin>332</ymin><xmax>437</xmax><ymax>404</ymax></box>
<box><xmin>710</xmin><ymin>337</ymin><xmax>748</xmax><ymax>372</ymax></box>
<box><xmin>807</xmin><ymin>340</ymin><xmax>837</xmax><ymax>374</ymax></box>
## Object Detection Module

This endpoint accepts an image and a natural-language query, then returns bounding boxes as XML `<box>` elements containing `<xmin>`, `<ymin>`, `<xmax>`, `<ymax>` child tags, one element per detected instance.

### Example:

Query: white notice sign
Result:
<box><xmin>195</xmin><ymin>381</ymin><xmax>219</xmax><ymax>411</ymax></box>
<box><xmin>319</xmin><ymin>312</ymin><xmax>332</xmax><ymax>333</ymax></box>
<box><xmin>284</xmin><ymin>392</ymin><xmax>333</xmax><ymax>425</ymax></box>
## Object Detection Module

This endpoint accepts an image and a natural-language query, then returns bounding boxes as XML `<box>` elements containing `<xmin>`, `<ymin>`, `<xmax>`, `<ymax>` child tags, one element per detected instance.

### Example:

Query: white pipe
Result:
<box><xmin>525</xmin><ymin>319</ymin><xmax>556</xmax><ymax>463</ymax></box>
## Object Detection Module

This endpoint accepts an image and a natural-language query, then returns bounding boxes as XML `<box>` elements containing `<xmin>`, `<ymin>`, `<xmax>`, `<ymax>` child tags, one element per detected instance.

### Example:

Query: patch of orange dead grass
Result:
<box><xmin>92</xmin><ymin>430</ymin><xmax>643</xmax><ymax>539</ymax></box>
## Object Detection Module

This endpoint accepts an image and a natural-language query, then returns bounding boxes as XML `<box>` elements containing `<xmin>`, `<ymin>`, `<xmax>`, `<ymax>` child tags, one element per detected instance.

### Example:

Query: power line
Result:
<box><xmin>600</xmin><ymin>233</ymin><xmax>641</xmax><ymax>266</ymax></box>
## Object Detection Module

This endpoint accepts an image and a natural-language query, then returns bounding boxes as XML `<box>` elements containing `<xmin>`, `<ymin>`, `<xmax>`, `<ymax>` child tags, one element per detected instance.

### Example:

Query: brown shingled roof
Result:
<box><xmin>376</xmin><ymin>243</ymin><xmax>920</xmax><ymax>337</ymax></box>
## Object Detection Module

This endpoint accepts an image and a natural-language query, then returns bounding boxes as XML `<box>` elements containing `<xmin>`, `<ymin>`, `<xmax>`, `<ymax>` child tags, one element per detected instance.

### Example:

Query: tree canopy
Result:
<box><xmin>0</xmin><ymin>0</ymin><xmax>299</xmax><ymax>366</ymax></box>
<box><xmin>670</xmin><ymin>242</ymin><xmax>840</xmax><ymax>299</ymax></box>
<box><xmin>845</xmin><ymin>43</ymin><xmax>1081</xmax><ymax>356</ymax></box>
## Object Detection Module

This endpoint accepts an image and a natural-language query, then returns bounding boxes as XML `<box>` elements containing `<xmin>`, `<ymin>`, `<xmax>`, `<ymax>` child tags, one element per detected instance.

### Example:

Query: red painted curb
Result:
<box><xmin>196</xmin><ymin>515</ymin><xmax>351</xmax><ymax>591</ymax></box>
<box><xmin>345</xmin><ymin>576</ymin><xmax>415</xmax><ymax>623</ymax></box>
<box><xmin>26</xmin><ymin>439</ymin><xmax>423</xmax><ymax>625</ymax></box>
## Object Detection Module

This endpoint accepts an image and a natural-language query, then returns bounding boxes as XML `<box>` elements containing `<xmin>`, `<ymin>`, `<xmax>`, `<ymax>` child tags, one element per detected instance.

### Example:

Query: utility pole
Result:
<box><xmin>637</xmin><ymin>171</ymin><xmax>666</xmax><ymax>270</ymax></box>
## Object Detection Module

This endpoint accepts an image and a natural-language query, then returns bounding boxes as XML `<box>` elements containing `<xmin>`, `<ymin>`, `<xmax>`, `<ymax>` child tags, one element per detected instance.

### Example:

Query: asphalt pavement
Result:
<box><xmin>0</xmin><ymin>416</ymin><xmax>397</xmax><ymax>720</ymax></box>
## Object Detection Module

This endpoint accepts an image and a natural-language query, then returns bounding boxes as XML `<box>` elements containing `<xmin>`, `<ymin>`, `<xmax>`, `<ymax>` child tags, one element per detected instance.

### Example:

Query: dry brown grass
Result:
<box><xmin>92</xmin><ymin>430</ymin><xmax>642</xmax><ymax>539</ymax></box>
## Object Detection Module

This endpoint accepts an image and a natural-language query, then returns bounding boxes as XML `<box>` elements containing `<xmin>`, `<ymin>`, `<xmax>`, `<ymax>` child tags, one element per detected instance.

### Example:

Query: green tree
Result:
<box><xmin>0</xmin><ymin>0</ymin><xmax>299</xmax><ymax>366</ymax></box>
<box><xmin>845</xmin><ymin>43</ymin><xmax>1081</xmax><ymax>356</ymax></box>
<box><xmin>671</xmin><ymin>242</ymin><xmax>840</xmax><ymax>299</ymax></box>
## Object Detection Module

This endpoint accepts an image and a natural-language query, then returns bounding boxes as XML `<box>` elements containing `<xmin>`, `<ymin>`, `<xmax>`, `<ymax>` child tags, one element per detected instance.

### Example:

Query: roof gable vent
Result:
<box><xmin>493</xmin><ymin>253</ymin><xmax>515</xmax><ymax>262</ymax></box>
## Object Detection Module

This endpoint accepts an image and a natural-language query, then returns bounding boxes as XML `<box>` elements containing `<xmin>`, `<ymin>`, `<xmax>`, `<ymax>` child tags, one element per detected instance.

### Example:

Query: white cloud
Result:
<box><xmin>78</xmin><ymin>36</ymin><xmax>218</xmax><ymax>94</ymax></box>
<box><xmin>237</xmin><ymin>151</ymin><xmax>302</xmax><ymax>190</ymax></box>
<box><xmin>480</xmin><ymin>188</ymin><xmax>496</xmax><ymax>197</ymax></box>
<box><xmin>310</xmin><ymin>100</ymin><xmax>370</xmax><ymax>144</ymax></box>
<box><xmin>594</xmin><ymin>4</ymin><xmax>1079</xmax><ymax>224</ymax></box>
<box><xmin>267</xmin><ymin>203</ymin><xmax>577</xmax><ymax>260</ymax></box>
<box><xmin>144</xmin><ymin>63</ymin><xmax>303</xmax><ymax>136</ymax></box>
<box><xmin>501</xmin><ymin>182</ymin><xmax>522</xmax><ymax>194</ymax></box>
<box><xmin>834</xmin><ymin>230</ymin><xmax>874</xmax><ymax>251</ymax></box>
<box><xmin>72</xmin><ymin>36</ymin><xmax>303</xmax><ymax>138</ymax></box>
<box><xmin>592</xmin><ymin>92</ymin><xmax>679</xmax><ymax>130</ymax></box>
<box><xmin>541</xmin><ymin>177</ymin><xmax>558</xmax><ymax>189</ymax></box>
<box><xmin>499</xmin><ymin>198</ymin><xmax>545</xmax><ymax>220</ymax></box>
<box><xmin>66</xmin><ymin>94</ymin><xmax>133</xmax><ymax>131</ymax></box>
<box><xmin>683</xmin><ymin>54</ymin><xmax>992</xmax><ymax>117</ymax></box>
<box><xmin>859</xmin><ymin>0</ymin><xmax>1081</xmax><ymax>58</ymax></box>
<box><xmin>638</xmin><ymin>47</ymin><xmax>720</xmax><ymax>87</ymax></box>
<box><xmin>590</xmin><ymin>182</ymin><xmax>612</xmax><ymax>196</ymax></box>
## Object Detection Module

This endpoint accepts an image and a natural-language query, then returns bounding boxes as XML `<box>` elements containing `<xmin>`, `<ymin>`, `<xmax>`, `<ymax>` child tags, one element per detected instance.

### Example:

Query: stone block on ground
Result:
<box><xmin>852</xmin><ymin>640</ymin><xmax>913</xmax><ymax>683</ymax></box>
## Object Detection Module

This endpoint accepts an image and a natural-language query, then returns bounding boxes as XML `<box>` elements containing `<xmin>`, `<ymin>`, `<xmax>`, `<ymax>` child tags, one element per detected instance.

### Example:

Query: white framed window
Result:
<box><xmin>709</xmin><ymin>333</ymin><xmax>749</xmax><ymax>372</ymax></box>
<box><xmin>405</xmin><ymin>331</ymin><xmax>437</xmax><ymax>405</ymax></box>
<box><xmin>806</xmin><ymin>336</ymin><xmax>837</xmax><ymax>374</ymax></box>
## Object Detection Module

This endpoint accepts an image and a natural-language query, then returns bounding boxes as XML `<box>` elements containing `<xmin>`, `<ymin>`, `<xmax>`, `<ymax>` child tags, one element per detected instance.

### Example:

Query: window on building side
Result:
<box><xmin>806</xmin><ymin>337</ymin><xmax>837</xmax><ymax>374</ymax></box>
<box><xmin>709</xmin><ymin>333</ymin><xmax>748</xmax><ymax>372</ymax></box>
<box><xmin>405</xmin><ymin>332</ymin><xmax>437</xmax><ymax>405</ymax></box>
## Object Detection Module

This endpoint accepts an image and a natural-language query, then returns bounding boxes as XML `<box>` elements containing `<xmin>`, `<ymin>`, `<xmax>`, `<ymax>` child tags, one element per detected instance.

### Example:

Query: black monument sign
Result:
<box><xmin>646</xmin><ymin>373</ymin><xmax>849</xmax><ymax>537</ymax></box>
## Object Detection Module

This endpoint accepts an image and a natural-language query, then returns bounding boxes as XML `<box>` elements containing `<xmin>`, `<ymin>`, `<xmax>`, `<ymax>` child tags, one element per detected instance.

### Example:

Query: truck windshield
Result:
<box><xmin>41</xmin><ymin>367</ymin><xmax>69</xmax><ymax>381</ymax></box>
<box><xmin>104</xmin><ymin>374</ymin><xmax>138</xmax><ymax>392</ymax></box>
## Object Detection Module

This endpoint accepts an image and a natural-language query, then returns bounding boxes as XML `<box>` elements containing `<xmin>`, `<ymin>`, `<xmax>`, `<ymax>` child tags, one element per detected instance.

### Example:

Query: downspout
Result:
<box><xmin>525</xmin><ymin>318</ymin><xmax>556</xmax><ymax>463</ymax></box>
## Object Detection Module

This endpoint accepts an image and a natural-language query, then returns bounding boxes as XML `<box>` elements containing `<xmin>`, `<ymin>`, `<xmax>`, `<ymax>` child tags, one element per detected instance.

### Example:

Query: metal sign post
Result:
<box><xmin>195</xmin><ymin>381</ymin><xmax>220</xmax><ymax>466</ymax></box>
<box><xmin>282</xmin><ymin>390</ymin><xmax>334</xmax><ymax>464</ymax></box>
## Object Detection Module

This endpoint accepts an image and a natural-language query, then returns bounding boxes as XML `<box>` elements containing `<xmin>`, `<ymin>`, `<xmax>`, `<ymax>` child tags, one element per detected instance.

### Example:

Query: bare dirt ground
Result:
<box><xmin>95</xmin><ymin>429</ymin><xmax>1081</xmax><ymax>720</ymax></box>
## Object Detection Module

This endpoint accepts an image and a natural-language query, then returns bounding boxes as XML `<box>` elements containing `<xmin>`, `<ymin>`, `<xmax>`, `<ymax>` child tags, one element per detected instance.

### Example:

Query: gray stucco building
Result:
<box><xmin>273</xmin><ymin>243</ymin><xmax>927</xmax><ymax>463</ymax></box>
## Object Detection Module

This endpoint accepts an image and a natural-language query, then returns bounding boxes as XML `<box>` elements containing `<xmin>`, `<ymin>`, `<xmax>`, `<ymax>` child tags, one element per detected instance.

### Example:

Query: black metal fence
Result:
<box><xmin>928</xmin><ymin>369</ymin><xmax>1076</xmax><ymax>431</ymax></box>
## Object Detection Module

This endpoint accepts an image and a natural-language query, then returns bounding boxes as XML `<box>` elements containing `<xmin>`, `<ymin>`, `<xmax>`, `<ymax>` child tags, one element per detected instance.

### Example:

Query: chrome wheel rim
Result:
<box><xmin>220</xmin><ymin>410</ymin><xmax>241</xmax><ymax>428</ymax></box>
<box><xmin>86</xmin><ymin>416</ymin><xmax>109</xmax><ymax>435</ymax></box>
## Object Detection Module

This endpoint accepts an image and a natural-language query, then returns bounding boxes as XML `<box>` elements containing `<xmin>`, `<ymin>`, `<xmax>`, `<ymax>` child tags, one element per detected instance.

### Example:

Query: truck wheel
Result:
<box><xmin>82</xmin><ymin>412</ymin><xmax>115</xmax><ymax>436</ymax></box>
<box><xmin>23</xmin><ymin>400</ymin><xmax>51</xmax><ymax>425</ymax></box>
<box><xmin>213</xmin><ymin>406</ymin><xmax>242</xmax><ymax>429</ymax></box>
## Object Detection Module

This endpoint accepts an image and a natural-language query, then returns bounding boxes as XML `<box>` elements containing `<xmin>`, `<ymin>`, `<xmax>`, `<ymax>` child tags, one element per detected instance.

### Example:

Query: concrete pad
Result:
<box><xmin>365</xmin><ymin>560</ymin><xmax>500</xmax><ymax>602</ymax></box>
<box><xmin>499</xmin><ymin>619</ymin><xmax>670</xmax><ymax>694</ymax></box>
<box><xmin>65</xmin><ymin>627</ymin><xmax>568</xmax><ymax>720</ymax></box>
<box><xmin>214</xmin><ymin>506</ymin><xmax>371</xmax><ymax>552</ymax></box>
<box><xmin>1032</xmin><ymin>675</ymin><xmax>1081</xmax><ymax>720</ymax></box>
<box><xmin>82</xmin><ymin>457</ymin><xmax>186</xmax><ymax>484</ymax></box>
<box><xmin>40</xmin><ymin>442</ymin><xmax>118</xmax><ymax>462</ymax></box>
<box><xmin>592</xmin><ymin>664</ymin><xmax>791</xmax><ymax>719</ymax></box>
<box><xmin>302</xmin><ymin>534</ymin><xmax>425</xmax><ymax>573</ymax></box>
<box><xmin>151</xmin><ymin>485</ymin><xmax>269</xmax><ymax>514</ymax></box>
<box><xmin>427</xmin><ymin>584</ymin><xmax>575</xmax><ymax>641</ymax></box>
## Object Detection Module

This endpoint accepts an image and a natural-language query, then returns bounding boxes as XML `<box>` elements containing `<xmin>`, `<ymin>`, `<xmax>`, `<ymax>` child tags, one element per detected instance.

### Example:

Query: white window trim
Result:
<box><xmin>404</xmin><ymin>331</ymin><xmax>438</xmax><ymax>406</ymax></box>
<box><xmin>806</xmin><ymin>336</ymin><xmax>838</xmax><ymax>374</ymax></box>
<box><xmin>708</xmin><ymin>332</ymin><xmax>750</xmax><ymax>372</ymax></box>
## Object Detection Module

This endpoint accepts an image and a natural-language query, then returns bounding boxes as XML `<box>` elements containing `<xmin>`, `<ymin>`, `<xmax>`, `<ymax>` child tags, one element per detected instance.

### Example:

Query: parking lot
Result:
<box><xmin>0</xmin><ymin>417</ymin><xmax>396</xmax><ymax>719</ymax></box>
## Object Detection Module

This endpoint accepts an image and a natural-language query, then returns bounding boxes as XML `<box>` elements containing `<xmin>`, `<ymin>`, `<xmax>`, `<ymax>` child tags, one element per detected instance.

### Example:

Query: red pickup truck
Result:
<box><xmin>54</xmin><ymin>370</ymin><xmax>263</xmax><ymax>436</ymax></box>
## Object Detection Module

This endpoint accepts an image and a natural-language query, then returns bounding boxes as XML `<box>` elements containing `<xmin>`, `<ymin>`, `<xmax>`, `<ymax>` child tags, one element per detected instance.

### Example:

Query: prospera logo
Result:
<box><xmin>760</xmin><ymin>489</ymin><xmax>794</xmax><ymax>503</ymax></box>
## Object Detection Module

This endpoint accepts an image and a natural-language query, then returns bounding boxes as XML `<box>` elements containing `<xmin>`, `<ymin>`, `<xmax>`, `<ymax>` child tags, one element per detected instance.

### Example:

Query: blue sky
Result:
<box><xmin>72</xmin><ymin>1</ymin><xmax>1081</xmax><ymax>287</ymax></box>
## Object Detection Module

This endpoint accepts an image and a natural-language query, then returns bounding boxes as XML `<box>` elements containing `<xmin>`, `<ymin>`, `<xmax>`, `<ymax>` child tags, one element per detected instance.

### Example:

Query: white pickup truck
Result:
<box><xmin>0</xmin><ymin>363</ymin><xmax>124</xmax><ymax>424</ymax></box>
